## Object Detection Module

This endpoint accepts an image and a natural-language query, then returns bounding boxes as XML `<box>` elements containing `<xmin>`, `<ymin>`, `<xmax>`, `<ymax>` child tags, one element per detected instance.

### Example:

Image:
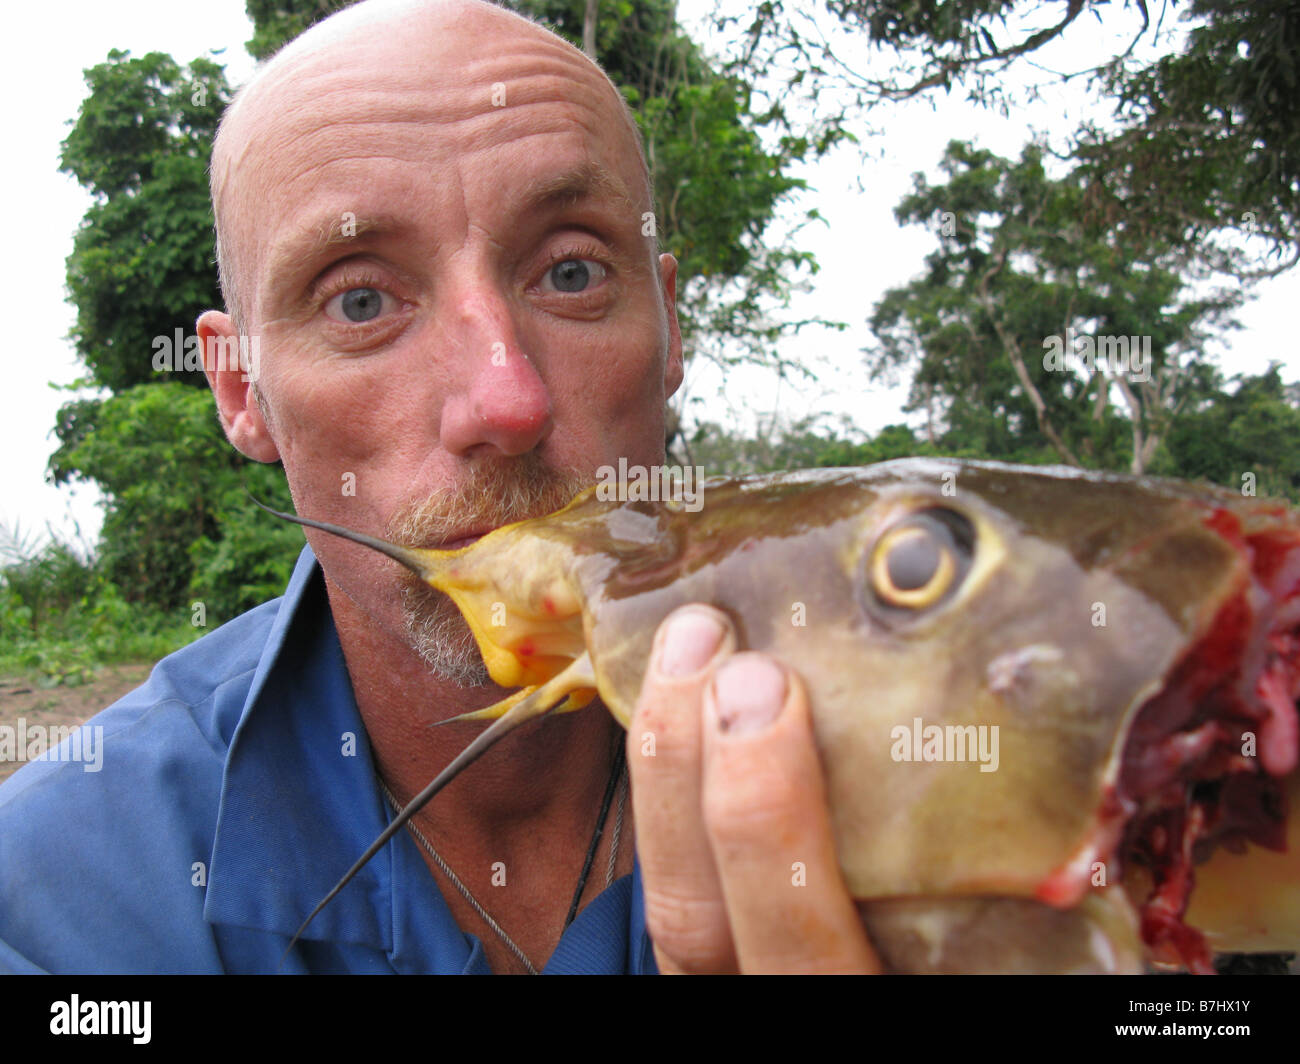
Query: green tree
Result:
<box><xmin>1159</xmin><ymin>364</ymin><xmax>1300</xmax><ymax>500</ymax></box>
<box><xmin>724</xmin><ymin>0</ymin><xmax>1299</xmax><ymax>282</ymax></box>
<box><xmin>59</xmin><ymin>50</ymin><xmax>229</xmax><ymax>394</ymax></box>
<box><xmin>1073</xmin><ymin>0</ymin><xmax>1300</xmax><ymax>277</ymax></box>
<box><xmin>50</xmin><ymin>48</ymin><xmax>296</xmax><ymax>619</ymax></box>
<box><xmin>868</xmin><ymin>140</ymin><xmax>1241</xmax><ymax>472</ymax></box>
<box><xmin>52</xmin><ymin>383</ymin><xmax>295</xmax><ymax>616</ymax></box>
<box><xmin>244</xmin><ymin>0</ymin><xmax>354</xmax><ymax>61</ymax></box>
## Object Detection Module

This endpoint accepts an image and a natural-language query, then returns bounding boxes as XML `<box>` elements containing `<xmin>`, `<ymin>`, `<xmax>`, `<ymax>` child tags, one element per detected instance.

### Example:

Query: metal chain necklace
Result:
<box><xmin>378</xmin><ymin>735</ymin><xmax>628</xmax><ymax>975</ymax></box>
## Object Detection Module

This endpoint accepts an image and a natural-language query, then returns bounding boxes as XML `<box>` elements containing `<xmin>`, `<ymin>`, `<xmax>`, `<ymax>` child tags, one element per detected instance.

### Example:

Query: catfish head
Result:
<box><xmin>260</xmin><ymin>458</ymin><xmax>1300</xmax><ymax>972</ymax></box>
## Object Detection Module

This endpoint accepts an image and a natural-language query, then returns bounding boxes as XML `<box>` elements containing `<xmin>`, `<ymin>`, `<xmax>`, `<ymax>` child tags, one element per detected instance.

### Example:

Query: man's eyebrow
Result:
<box><xmin>267</xmin><ymin>213</ymin><xmax>411</xmax><ymax>289</ymax></box>
<box><xmin>525</xmin><ymin>163</ymin><xmax>638</xmax><ymax>215</ymax></box>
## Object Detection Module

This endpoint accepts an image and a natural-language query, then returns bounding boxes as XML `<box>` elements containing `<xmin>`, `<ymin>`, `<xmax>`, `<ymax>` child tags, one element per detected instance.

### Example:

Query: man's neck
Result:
<box><xmin>325</xmin><ymin>579</ymin><xmax>634</xmax><ymax>972</ymax></box>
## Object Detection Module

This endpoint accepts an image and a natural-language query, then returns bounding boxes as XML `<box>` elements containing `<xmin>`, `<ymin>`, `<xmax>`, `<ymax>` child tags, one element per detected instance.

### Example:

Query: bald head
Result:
<box><xmin>210</xmin><ymin>0</ymin><xmax>652</xmax><ymax>334</ymax></box>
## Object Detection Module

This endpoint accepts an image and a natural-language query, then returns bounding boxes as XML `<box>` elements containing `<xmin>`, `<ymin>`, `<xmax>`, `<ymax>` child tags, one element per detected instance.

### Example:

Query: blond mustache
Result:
<box><xmin>386</xmin><ymin>453</ymin><xmax>592</xmax><ymax>547</ymax></box>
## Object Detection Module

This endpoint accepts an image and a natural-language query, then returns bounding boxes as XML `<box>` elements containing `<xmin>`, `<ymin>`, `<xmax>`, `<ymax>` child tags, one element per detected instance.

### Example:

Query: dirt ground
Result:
<box><xmin>0</xmin><ymin>663</ymin><xmax>152</xmax><ymax>784</ymax></box>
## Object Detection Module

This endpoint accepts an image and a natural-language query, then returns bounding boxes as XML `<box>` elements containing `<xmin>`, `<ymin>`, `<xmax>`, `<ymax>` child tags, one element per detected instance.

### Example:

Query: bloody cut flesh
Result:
<box><xmin>1113</xmin><ymin>509</ymin><xmax>1300</xmax><ymax>972</ymax></box>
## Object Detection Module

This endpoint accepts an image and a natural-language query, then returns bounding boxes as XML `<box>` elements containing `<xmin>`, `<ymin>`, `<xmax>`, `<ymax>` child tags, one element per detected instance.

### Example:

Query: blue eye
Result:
<box><xmin>338</xmin><ymin>287</ymin><xmax>383</xmax><ymax>322</ymax></box>
<box><xmin>545</xmin><ymin>259</ymin><xmax>606</xmax><ymax>293</ymax></box>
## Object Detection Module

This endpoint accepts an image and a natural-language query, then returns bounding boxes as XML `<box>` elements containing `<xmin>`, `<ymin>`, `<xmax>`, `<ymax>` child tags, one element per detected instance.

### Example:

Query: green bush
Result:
<box><xmin>0</xmin><ymin>519</ymin><xmax>204</xmax><ymax>685</ymax></box>
<box><xmin>50</xmin><ymin>381</ymin><xmax>301</xmax><ymax>619</ymax></box>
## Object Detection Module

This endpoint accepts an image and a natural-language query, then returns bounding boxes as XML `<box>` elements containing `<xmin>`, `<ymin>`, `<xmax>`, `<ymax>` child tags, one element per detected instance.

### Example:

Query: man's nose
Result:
<box><xmin>437</xmin><ymin>291</ymin><xmax>553</xmax><ymax>458</ymax></box>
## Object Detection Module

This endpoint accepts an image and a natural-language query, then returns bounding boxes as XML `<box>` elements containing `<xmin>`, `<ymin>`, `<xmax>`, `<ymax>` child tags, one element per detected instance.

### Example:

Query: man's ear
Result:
<box><xmin>196</xmin><ymin>310</ymin><xmax>281</xmax><ymax>463</ymax></box>
<box><xmin>659</xmin><ymin>252</ymin><xmax>684</xmax><ymax>398</ymax></box>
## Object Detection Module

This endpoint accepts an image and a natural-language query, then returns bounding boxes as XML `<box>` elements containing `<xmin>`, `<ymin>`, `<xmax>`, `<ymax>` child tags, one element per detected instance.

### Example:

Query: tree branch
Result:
<box><xmin>818</xmin><ymin>0</ymin><xmax>1090</xmax><ymax>103</ymax></box>
<box><xmin>978</xmin><ymin>244</ymin><xmax>1082</xmax><ymax>467</ymax></box>
<box><xmin>582</xmin><ymin>0</ymin><xmax>598</xmax><ymax>59</ymax></box>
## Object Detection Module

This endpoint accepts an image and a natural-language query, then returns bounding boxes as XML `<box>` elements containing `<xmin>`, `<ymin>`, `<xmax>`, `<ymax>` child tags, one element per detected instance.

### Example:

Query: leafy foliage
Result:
<box><xmin>52</xmin><ymin>41</ymin><xmax>301</xmax><ymax>631</ymax></box>
<box><xmin>0</xmin><ymin>523</ymin><xmax>200</xmax><ymax>686</ymax></box>
<box><xmin>244</xmin><ymin>0</ymin><xmax>355</xmax><ymax>61</ymax></box>
<box><xmin>49</xmin><ymin>382</ymin><xmax>297</xmax><ymax>618</ymax></box>
<box><xmin>868</xmin><ymin>139</ymin><xmax>1242</xmax><ymax>472</ymax></box>
<box><xmin>1159</xmin><ymin>364</ymin><xmax>1300</xmax><ymax>500</ymax></box>
<box><xmin>725</xmin><ymin>0</ymin><xmax>1298</xmax><ymax>283</ymax></box>
<box><xmin>0</xmin><ymin>523</ymin><xmax>95</xmax><ymax>639</ymax></box>
<box><xmin>59</xmin><ymin>51</ymin><xmax>230</xmax><ymax>394</ymax></box>
<box><xmin>1073</xmin><ymin>0</ymin><xmax>1300</xmax><ymax>276</ymax></box>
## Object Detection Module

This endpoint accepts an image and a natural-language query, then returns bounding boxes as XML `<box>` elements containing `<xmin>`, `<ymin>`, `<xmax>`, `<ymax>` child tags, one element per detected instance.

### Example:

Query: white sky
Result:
<box><xmin>2</xmin><ymin>0</ymin><xmax>1295</xmax><ymax>553</ymax></box>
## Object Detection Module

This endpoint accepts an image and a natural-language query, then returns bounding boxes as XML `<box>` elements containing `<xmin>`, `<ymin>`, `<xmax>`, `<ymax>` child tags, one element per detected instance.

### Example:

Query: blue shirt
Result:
<box><xmin>0</xmin><ymin>546</ymin><xmax>657</xmax><ymax>974</ymax></box>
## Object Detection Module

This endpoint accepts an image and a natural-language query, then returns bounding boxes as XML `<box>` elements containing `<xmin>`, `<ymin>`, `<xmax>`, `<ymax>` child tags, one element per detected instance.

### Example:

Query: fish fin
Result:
<box><xmin>429</xmin><ymin>685</ymin><xmax>596</xmax><ymax>726</ymax></box>
<box><xmin>282</xmin><ymin>652</ymin><xmax>598</xmax><ymax>964</ymax></box>
<box><xmin>429</xmin><ymin>686</ymin><xmax>536</xmax><ymax>726</ymax></box>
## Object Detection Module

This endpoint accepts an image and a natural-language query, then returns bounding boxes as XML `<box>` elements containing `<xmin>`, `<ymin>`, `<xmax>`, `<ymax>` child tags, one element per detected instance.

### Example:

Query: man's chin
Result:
<box><xmin>401</xmin><ymin>582</ymin><xmax>492</xmax><ymax>688</ymax></box>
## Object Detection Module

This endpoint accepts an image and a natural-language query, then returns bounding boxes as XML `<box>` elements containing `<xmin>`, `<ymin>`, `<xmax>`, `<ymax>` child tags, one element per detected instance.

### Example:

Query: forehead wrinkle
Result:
<box><xmin>211</xmin><ymin>0</ymin><xmax>652</xmax><ymax>327</ymax></box>
<box><xmin>229</xmin><ymin>62</ymin><xmax>637</xmax><ymax>229</ymax></box>
<box><xmin>250</xmin><ymin>103</ymin><xmax>642</xmax><ymax>271</ymax></box>
<box><xmin>236</xmin><ymin>37</ymin><xmax>615</xmax><ymax>145</ymax></box>
<box><xmin>258</xmin><ymin>70</ymin><xmax>623</xmax><ymax>155</ymax></box>
<box><xmin>220</xmin><ymin>12</ymin><xmax>638</xmax><ymax>174</ymax></box>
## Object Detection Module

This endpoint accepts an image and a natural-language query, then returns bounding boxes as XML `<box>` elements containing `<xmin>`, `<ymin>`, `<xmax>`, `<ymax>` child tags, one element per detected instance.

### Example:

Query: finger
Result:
<box><xmin>701</xmin><ymin>654</ymin><xmax>882</xmax><ymax>974</ymax></box>
<box><xmin>627</xmin><ymin>604</ymin><xmax>738</xmax><ymax>975</ymax></box>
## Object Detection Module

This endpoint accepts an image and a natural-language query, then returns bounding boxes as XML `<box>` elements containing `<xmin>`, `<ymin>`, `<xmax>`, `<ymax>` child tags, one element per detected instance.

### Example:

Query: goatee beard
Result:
<box><xmin>386</xmin><ymin>454</ymin><xmax>591</xmax><ymax>686</ymax></box>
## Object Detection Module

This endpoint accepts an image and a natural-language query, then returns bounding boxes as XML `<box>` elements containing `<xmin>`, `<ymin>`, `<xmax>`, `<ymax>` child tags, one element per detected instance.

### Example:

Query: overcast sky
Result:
<box><xmin>2</xmin><ymin>0</ymin><xmax>1294</xmax><ymax>552</ymax></box>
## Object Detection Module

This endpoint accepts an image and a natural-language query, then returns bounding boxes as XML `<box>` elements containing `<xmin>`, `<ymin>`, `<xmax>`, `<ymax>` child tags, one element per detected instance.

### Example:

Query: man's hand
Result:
<box><xmin>627</xmin><ymin>604</ymin><xmax>883</xmax><ymax>974</ymax></box>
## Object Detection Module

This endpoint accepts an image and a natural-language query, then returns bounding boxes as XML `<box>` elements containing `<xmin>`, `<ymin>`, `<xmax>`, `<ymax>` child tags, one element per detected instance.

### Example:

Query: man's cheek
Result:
<box><xmin>271</xmin><ymin>372</ymin><xmax>388</xmax><ymax>469</ymax></box>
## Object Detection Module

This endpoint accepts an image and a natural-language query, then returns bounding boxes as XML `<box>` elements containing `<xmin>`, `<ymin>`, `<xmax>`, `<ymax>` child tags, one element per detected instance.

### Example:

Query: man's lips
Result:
<box><xmin>428</xmin><ymin>505</ymin><xmax>568</xmax><ymax>551</ymax></box>
<box><xmin>437</xmin><ymin>530</ymin><xmax>490</xmax><ymax>551</ymax></box>
<box><xmin>411</xmin><ymin>497</ymin><xmax>578</xmax><ymax>552</ymax></box>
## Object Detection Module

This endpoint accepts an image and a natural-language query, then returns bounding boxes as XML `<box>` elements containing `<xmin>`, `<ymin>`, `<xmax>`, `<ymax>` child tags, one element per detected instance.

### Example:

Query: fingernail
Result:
<box><xmin>711</xmin><ymin>656</ymin><xmax>787</xmax><ymax>736</ymax></box>
<box><xmin>657</xmin><ymin>609</ymin><xmax>726</xmax><ymax>676</ymax></box>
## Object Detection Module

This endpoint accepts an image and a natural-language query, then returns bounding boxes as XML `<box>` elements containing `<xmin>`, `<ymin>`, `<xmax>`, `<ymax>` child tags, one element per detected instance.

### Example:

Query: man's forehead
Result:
<box><xmin>212</xmin><ymin>0</ymin><xmax>650</xmax><ymax>317</ymax></box>
<box><xmin>219</xmin><ymin>0</ymin><xmax>558</xmax><ymax>128</ymax></box>
<box><xmin>214</xmin><ymin>0</ymin><xmax>641</xmax><ymax>197</ymax></box>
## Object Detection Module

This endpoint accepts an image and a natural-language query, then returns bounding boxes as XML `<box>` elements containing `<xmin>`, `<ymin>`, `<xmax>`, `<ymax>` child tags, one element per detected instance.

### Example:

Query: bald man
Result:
<box><xmin>0</xmin><ymin>0</ymin><xmax>877</xmax><ymax>974</ymax></box>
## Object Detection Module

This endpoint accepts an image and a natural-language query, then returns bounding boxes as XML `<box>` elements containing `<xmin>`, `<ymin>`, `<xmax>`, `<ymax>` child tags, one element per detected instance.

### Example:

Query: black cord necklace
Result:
<box><xmin>565</xmin><ymin>732</ymin><xmax>628</xmax><ymax>929</ymax></box>
<box><xmin>379</xmin><ymin>728</ymin><xmax>628</xmax><ymax>973</ymax></box>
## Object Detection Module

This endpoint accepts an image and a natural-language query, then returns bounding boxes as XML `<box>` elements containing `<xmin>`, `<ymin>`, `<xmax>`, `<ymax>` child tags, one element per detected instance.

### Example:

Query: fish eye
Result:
<box><xmin>867</xmin><ymin>508</ymin><xmax>975</xmax><ymax>611</ymax></box>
